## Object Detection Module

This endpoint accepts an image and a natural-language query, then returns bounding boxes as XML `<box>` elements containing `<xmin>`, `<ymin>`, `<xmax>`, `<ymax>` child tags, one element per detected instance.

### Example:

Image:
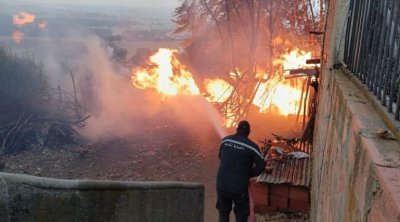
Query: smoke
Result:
<box><xmin>158</xmin><ymin>95</ymin><xmax>227</xmax><ymax>140</ymax></box>
<box><xmin>28</xmin><ymin>34</ymin><xmax>224</xmax><ymax>142</ymax></box>
<box><xmin>63</xmin><ymin>36</ymin><xmax>165</xmax><ymax>141</ymax></box>
<box><xmin>40</xmin><ymin>35</ymin><xmax>301</xmax><ymax>143</ymax></box>
<box><xmin>15</xmin><ymin>29</ymin><xmax>305</xmax><ymax>146</ymax></box>
<box><xmin>5</xmin><ymin>9</ymin><xmax>230</xmax><ymax>144</ymax></box>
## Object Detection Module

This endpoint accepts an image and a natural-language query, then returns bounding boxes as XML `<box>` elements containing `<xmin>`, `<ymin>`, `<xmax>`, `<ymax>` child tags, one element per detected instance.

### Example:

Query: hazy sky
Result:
<box><xmin>21</xmin><ymin>0</ymin><xmax>181</xmax><ymax>7</ymax></box>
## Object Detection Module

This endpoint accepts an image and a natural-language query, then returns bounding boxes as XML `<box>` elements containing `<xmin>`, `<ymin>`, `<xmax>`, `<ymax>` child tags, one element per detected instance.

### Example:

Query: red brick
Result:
<box><xmin>270</xmin><ymin>194</ymin><xmax>289</xmax><ymax>210</ymax></box>
<box><xmin>254</xmin><ymin>204</ymin><xmax>274</xmax><ymax>214</ymax></box>
<box><xmin>289</xmin><ymin>186</ymin><xmax>309</xmax><ymax>202</ymax></box>
<box><xmin>290</xmin><ymin>199</ymin><xmax>310</xmax><ymax>212</ymax></box>
<box><xmin>270</xmin><ymin>184</ymin><xmax>290</xmax><ymax>198</ymax></box>
<box><xmin>250</xmin><ymin>181</ymin><xmax>269</xmax><ymax>206</ymax></box>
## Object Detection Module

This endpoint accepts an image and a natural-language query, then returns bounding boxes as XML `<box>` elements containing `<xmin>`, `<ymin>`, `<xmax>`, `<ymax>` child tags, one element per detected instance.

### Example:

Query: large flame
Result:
<box><xmin>131</xmin><ymin>48</ymin><xmax>200</xmax><ymax>97</ymax></box>
<box><xmin>13</xmin><ymin>12</ymin><xmax>36</xmax><ymax>27</ymax></box>
<box><xmin>273</xmin><ymin>48</ymin><xmax>312</xmax><ymax>70</ymax></box>
<box><xmin>204</xmin><ymin>79</ymin><xmax>233</xmax><ymax>103</ymax></box>
<box><xmin>253</xmin><ymin>75</ymin><xmax>304</xmax><ymax>116</ymax></box>
<box><xmin>251</xmin><ymin>49</ymin><xmax>312</xmax><ymax>115</ymax></box>
<box><xmin>131</xmin><ymin>47</ymin><xmax>312</xmax><ymax>126</ymax></box>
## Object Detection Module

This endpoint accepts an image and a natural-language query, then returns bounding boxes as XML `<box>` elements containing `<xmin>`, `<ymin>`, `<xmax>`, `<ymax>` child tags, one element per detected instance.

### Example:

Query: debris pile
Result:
<box><xmin>255</xmin><ymin>210</ymin><xmax>309</xmax><ymax>222</ymax></box>
<box><xmin>0</xmin><ymin>48</ymin><xmax>86</xmax><ymax>155</ymax></box>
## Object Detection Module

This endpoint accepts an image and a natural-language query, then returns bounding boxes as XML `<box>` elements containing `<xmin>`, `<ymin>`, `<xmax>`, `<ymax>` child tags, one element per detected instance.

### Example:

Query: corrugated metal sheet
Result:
<box><xmin>257</xmin><ymin>144</ymin><xmax>312</xmax><ymax>187</ymax></box>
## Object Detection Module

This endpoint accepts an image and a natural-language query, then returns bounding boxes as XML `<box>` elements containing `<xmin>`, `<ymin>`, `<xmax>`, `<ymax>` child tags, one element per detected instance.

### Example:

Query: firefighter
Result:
<box><xmin>216</xmin><ymin>120</ymin><xmax>265</xmax><ymax>222</ymax></box>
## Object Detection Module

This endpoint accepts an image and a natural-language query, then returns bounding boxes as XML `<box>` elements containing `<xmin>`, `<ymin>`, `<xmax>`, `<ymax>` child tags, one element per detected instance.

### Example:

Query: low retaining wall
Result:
<box><xmin>0</xmin><ymin>172</ymin><xmax>204</xmax><ymax>222</ymax></box>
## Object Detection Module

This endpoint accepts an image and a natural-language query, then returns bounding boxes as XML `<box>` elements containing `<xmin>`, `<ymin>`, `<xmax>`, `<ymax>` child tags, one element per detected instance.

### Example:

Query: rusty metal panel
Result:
<box><xmin>257</xmin><ymin>158</ymin><xmax>311</xmax><ymax>187</ymax></box>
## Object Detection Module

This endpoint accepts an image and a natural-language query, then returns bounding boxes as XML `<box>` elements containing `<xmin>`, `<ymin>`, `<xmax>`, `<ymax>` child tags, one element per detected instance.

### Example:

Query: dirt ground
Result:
<box><xmin>0</xmin><ymin>115</ymin><xmax>222</xmax><ymax>221</ymax></box>
<box><xmin>0</xmin><ymin>113</ymin><xmax>309</xmax><ymax>222</ymax></box>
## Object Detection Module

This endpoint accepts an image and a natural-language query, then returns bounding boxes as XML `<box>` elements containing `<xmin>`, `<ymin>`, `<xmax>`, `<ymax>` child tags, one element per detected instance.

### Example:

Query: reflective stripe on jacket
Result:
<box><xmin>216</xmin><ymin>133</ymin><xmax>265</xmax><ymax>194</ymax></box>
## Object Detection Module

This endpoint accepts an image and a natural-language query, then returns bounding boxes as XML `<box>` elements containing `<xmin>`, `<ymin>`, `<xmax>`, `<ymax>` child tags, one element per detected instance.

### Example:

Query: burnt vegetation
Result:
<box><xmin>0</xmin><ymin>47</ymin><xmax>85</xmax><ymax>155</ymax></box>
<box><xmin>173</xmin><ymin>0</ymin><xmax>323</xmax><ymax>129</ymax></box>
<box><xmin>174</xmin><ymin>0</ymin><xmax>321</xmax><ymax>72</ymax></box>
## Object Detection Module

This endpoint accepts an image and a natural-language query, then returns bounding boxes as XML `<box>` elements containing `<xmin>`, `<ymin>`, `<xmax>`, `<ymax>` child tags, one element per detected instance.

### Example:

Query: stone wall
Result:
<box><xmin>0</xmin><ymin>172</ymin><xmax>204</xmax><ymax>222</ymax></box>
<box><xmin>311</xmin><ymin>0</ymin><xmax>400</xmax><ymax>221</ymax></box>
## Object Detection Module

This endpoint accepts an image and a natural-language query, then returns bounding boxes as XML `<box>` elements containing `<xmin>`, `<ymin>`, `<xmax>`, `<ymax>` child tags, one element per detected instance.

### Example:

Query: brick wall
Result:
<box><xmin>311</xmin><ymin>0</ymin><xmax>400</xmax><ymax>221</ymax></box>
<box><xmin>250</xmin><ymin>181</ymin><xmax>309</xmax><ymax>214</ymax></box>
<box><xmin>289</xmin><ymin>186</ymin><xmax>309</xmax><ymax>212</ymax></box>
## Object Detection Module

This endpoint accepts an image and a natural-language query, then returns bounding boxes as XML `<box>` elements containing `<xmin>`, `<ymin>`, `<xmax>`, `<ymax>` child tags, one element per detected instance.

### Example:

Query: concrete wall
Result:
<box><xmin>0</xmin><ymin>172</ymin><xmax>204</xmax><ymax>222</ymax></box>
<box><xmin>311</xmin><ymin>0</ymin><xmax>400</xmax><ymax>221</ymax></box>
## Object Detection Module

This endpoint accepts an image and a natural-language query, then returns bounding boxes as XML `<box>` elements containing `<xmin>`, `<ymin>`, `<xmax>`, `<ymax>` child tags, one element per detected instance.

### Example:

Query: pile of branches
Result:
<box><xmin>0</xmin><ymin>112</ymin><xmax>84</xmax><ymax>154</ymax></box>
<box><xmin>0</xmin><ymin>48</ymin><xmax>88</xmax><ymax>155</ymax></box>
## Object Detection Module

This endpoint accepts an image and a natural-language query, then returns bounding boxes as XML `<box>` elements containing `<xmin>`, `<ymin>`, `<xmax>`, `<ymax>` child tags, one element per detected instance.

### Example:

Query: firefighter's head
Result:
<box><xmin>236</xmin><ymin>120</ymin><xmax>250</xmax><ymax>137</ymax></box>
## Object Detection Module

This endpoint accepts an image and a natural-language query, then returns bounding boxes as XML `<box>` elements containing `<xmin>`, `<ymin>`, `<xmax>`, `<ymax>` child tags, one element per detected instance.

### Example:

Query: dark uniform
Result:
<box><xmin>216</xmin><ymin>121</ymin><xmax>265</xmax><ymax>222</ymax></box>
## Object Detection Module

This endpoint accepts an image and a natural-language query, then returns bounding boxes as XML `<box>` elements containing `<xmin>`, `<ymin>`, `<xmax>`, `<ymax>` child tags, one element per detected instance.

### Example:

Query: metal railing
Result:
<box><xmin>344</xmin><ymin>0</ymin><xmax>400</xmax><ymax>119</ymax></box>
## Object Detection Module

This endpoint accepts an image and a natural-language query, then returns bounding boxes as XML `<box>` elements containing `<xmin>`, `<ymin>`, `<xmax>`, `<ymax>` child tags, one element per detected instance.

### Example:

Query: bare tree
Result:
<box><xmin>173</xmin><ymin>0</ymin><xmax>323</xmax><ymax>125</ymax></box>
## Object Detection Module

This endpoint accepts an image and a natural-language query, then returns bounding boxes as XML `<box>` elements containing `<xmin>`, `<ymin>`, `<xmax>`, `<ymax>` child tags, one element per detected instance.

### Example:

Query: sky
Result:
<box><xmin>23</xmin><ymin>0</ymin><xmax>181</xmax><ymax>7</ymax></box>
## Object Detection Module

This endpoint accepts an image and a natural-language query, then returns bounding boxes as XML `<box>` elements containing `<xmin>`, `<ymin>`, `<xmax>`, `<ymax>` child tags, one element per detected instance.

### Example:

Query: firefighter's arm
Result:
<box><xmin>251</xmin><ymin>150</ymin><xmax>265</xmax><ymax>177</ymax></box>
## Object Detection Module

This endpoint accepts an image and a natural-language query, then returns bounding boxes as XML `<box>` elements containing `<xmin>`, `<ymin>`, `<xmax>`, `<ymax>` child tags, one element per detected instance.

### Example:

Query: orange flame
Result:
<box><xmin>204</xmin><ymin>79</ymin><xmax>233</xmax><ymax>103</ymax></box>
<box><xmin>272</xmin><ymin>36</ymin><xmax>292</xmax><ymax>48</ymax></box>
<box><xmin>12</xmin><ymin>31</ymin><xmax>25</xmax><ymax>44</ymax></box>
<box><xmin>38</xmin><ymin>21</ymin><xmax>48</xmax><ymax>30</ymax></box>
<box><xmin>131</xmin><ymin>48</ymin><xmax>200</xmax><ymax>97</ymax></box>
<box><xmin>131</xmin><ymin>47</ymin><xmax>312</xmax><ymax>125</ymax></box>
<box><xmin>253</xmin><ymin>75</ymin><xmax>304</xmax><ymax>116</ymax></box>
<box><xmin>252</xmin><ymin>49</ymin><xmax>311</xmax><ymax>115</ymax></box>
<box><xmin>273</xmin><ymin>48</ymin><xmax>312</xmax><ymax>70</ymax></box>
<box><xmin>13</xmin><ymin>12</ymin><xmax>36</xmax><ymax>27</ymax></box>
<box><xmin>205</xmin><ymin>49</ymin><xmax>311</xmax><ymax>116</ymax></box>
